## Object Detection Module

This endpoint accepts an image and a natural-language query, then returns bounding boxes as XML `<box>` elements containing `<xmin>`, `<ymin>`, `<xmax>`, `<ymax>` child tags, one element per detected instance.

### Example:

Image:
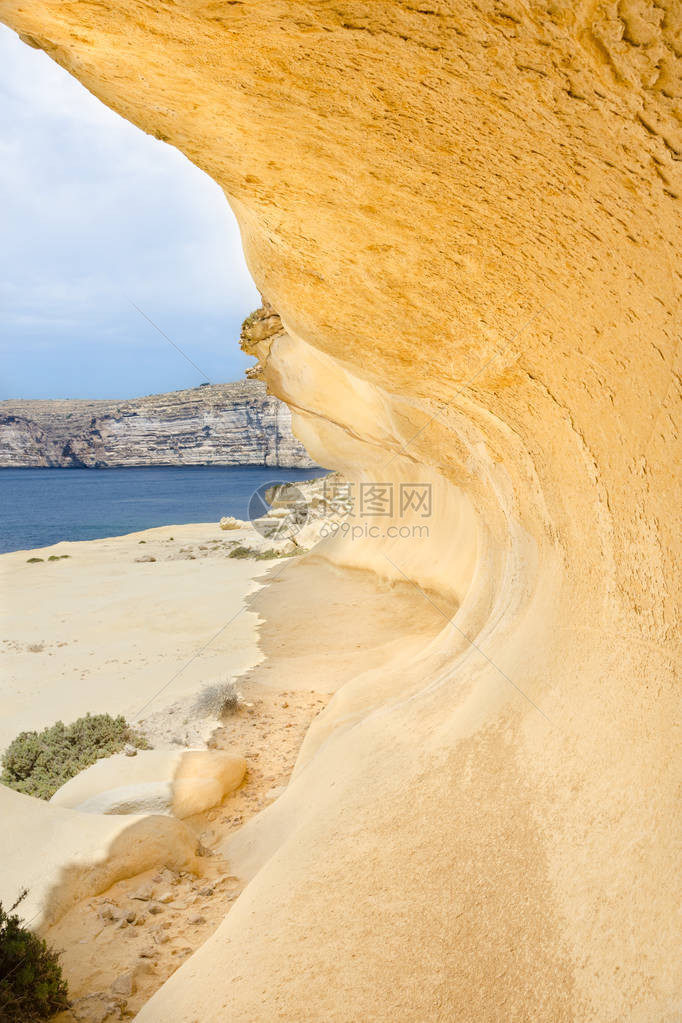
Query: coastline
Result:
<box><xmin>0</xmin><ymin>516</ymin><xmax>451</xmax><ymax>1021</ymax></box>
<box><xmin>0</xmin><ymin>381</ymin><xmax>316</xmax><ymax>469</ymax></box>
<box><xmin>0</xmin><ymin>522</ymin><xmax>269</xmax><ymax>751</ymax></box>
<box><xmin>0</xmin><ymin>520</ymin><xmax>331</xmax><ymax>1020</ymax></box>
<box><xmin>0</xmin><ymin>464</ymin><xmax>328</xmax><ymax>555</ymax></box>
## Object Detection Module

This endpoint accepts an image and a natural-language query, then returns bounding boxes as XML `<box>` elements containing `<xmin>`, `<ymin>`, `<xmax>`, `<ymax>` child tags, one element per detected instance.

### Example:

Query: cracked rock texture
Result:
<box><xmin>0</xmin><ymin>382</ymin><xmax>316</xmax><ymax>467</ymax></box>
<box><xmin>0</xmin><ymin>3</ymin><xmax>679</xmax><ymax>1022</ymax></box>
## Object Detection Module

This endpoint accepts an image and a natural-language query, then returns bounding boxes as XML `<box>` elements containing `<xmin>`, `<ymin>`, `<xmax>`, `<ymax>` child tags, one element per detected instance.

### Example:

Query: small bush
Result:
<box><xmin>240</xmin><ymin>309</ymin><xmax>259</xmax><ymax>332</ymax></box>
<box><xmin>26</xmin><ymin>558</ymin><xmax>43</xmax><ymax>564</ymax></box>
<box><xmin>193</xmin><ymin>682</ymin><xmax>242</xmax><ymax>719</ymax></box>
<box><xmin>255</xmin><ymin>548</ymin><xmax>281</xmax><ymax>561</ymax></box>
<box><xmin>1</xmin><ymin>714</ymin><xmax>149</xmax><ymax>800</ymax></box>
<box><xmin>228</xmin><ymin>544</ymin><xmax>299</xmax><ymax>561</ymax></box>
<box><xmin>228</xmin><ymin>546</ymin><xmax>251</xmax><ymax>559</ymax></box>
<box><xmin>0</xmin><ymin>891</ymin><xmax>69</xmax><ymax>1022</ymax></box>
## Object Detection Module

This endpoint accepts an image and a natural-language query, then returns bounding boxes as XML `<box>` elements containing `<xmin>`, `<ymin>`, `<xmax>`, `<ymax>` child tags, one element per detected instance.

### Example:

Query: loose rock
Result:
<box><xmin>132</xmin><ymin>884</ymin><xmax>154</xmax><ymax>901</ymax></box>
<box><xmin>111</xmin><ymin>971</ymin><xmax>135</xmax><ymax>998</ymax></box>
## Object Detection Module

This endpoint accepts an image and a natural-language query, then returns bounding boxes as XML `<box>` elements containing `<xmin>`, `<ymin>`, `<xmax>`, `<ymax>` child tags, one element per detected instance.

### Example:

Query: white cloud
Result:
<box><xmin>0</xmin><ymin>24</ymin><xmax>260</xmax><ymax>399</ymax></box>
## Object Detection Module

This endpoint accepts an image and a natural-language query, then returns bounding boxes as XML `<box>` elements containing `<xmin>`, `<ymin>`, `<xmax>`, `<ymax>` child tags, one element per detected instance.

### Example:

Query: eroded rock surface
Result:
<box><xmin>0</xmin><ymin>3</ymin><xmax>679</xmax><ymax>1021</ymax></box>
<box><xmin>0</xmin><ymin>381</ymin><xmax>315</xmax><ymax>467</ymax></box>
<box><xmin>50</xmin><ymin>750</ymin><xmax>247</xmax><ymax>819</ymax></box>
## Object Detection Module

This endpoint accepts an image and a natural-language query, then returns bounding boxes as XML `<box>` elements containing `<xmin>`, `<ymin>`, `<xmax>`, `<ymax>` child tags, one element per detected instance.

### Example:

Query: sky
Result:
<box><xmin>0</xmin><ymin>25</ymin><xmax>261</xmax><ymax>400</ymax></box>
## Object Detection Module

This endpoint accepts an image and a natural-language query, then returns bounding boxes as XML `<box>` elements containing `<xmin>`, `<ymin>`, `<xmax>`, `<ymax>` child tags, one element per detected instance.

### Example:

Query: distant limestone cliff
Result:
<box><xmin>0</xmin><ymin>381</ymin><xmax>316</xmax><ymax>468</ymax></box>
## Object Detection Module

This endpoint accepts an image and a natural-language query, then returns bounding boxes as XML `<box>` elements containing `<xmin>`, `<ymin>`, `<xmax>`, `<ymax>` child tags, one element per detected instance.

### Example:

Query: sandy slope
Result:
<box><xmin>0</xmin><ymin>524</ymin><xmax>268</xmax><ymax>751</ymax></box>
<box><xmin>0</xmin><ymin>526</ymin><xmax>449</xmax><ymax>1021</ymax></box>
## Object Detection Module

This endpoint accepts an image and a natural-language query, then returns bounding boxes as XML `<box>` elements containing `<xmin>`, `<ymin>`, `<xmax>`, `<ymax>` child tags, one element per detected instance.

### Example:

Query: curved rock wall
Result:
<box><xmin>0</xmin><ymin>3</ymin><xmax>679</xmax><ymax>1021</ymax></box>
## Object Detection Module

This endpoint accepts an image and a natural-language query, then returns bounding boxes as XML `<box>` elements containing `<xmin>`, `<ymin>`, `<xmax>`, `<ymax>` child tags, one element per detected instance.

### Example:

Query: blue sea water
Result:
<box><xmin>0</xmin><ymin>466</ymin><xmax>326</xmax><ymax>554</ymax></box>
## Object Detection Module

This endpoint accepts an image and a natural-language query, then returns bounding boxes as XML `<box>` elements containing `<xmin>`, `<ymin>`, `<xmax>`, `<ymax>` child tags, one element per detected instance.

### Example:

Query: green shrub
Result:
<box><xmin>255</xmin><ymin>548</ymin><xmax>281</xmax><ymax>561</ymax></box>
<box><xmin>228</xmin><ymin>545</ymin><xmax>301</xmax><ymax>561</ymax></box>
<box><xmin>228</xmin><ymin>545</ymin><xmax>251</xmax><ymax>559</ymax></box>
<box><xmin>0</xmin><ymin>892</ymin><xmax>69</xmax><ymax>1022</ymax></box>
<box><xmin>26</xmin><ymin>558</ymin><xmax>43</xmax><ymax>564</ymax></box>
<box><xmin>1</xmin><ymin>714</ymin><xmax>149</xmax><ymax>800</ymax></box>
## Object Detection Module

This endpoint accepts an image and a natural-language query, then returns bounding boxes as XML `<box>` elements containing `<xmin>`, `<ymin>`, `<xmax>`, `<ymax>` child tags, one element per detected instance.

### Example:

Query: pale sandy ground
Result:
<box><xmin>0</xmin><ymin>525</ymin><xmax>448</xmax><ymax>1021</ymax></box>
<box><xmin>0</xmin><ymin>523</ymin><xmax>272</xmax><ymax>751</ymax></box>
<box><xmin>45</xmin><ymin>683</ymin><xmax>329</xmax><ymax>1022</ymax></box>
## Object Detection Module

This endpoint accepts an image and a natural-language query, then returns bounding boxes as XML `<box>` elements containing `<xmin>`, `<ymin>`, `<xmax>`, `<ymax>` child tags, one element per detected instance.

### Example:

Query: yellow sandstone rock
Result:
<box><xmin>0</xmin><ymin>3</ymin><xmax>679</xmax><ymax>1021</ymax></box>
<box><xmin>0</xmin><ymin>786</ymin><xmax>198</xmax><ymax>930</ymax></box>
<box><xmin>50</xmin><ymin>750</ymin><xmax>247</xmax><ymax>819</ymax></box>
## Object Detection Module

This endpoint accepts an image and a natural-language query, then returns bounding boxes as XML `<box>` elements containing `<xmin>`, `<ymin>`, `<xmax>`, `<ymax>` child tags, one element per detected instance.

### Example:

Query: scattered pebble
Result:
<box><xmin>132</xmin><ymin>884</ymin><xmax>154</xmax><ymax>902</ymax></box>
<box><xmin>70</xmin><ymin>992</ymin><xmax>124</xmax><ymax>1023</ymax></box>
<box><xmin>39</xmin><ymin>682</ymin><xmax>329</xmax><ymax>1017</ymax></box>
<box><xmin>111</xmin><ymin>971</ymin><xmax>135</xmax><ymax>998</ymax></box>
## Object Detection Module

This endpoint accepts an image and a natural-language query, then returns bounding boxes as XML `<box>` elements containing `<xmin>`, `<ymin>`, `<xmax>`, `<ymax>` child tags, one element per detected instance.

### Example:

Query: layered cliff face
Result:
<box><xmin>0</xmin><ymin>382</ymin><xmax>316</xmax><ymax>468</ymax></box>
<box><xmin>0</xmin><ymin>3</ymin><xmax>679</xmax><ymax>1021</ymax></box>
